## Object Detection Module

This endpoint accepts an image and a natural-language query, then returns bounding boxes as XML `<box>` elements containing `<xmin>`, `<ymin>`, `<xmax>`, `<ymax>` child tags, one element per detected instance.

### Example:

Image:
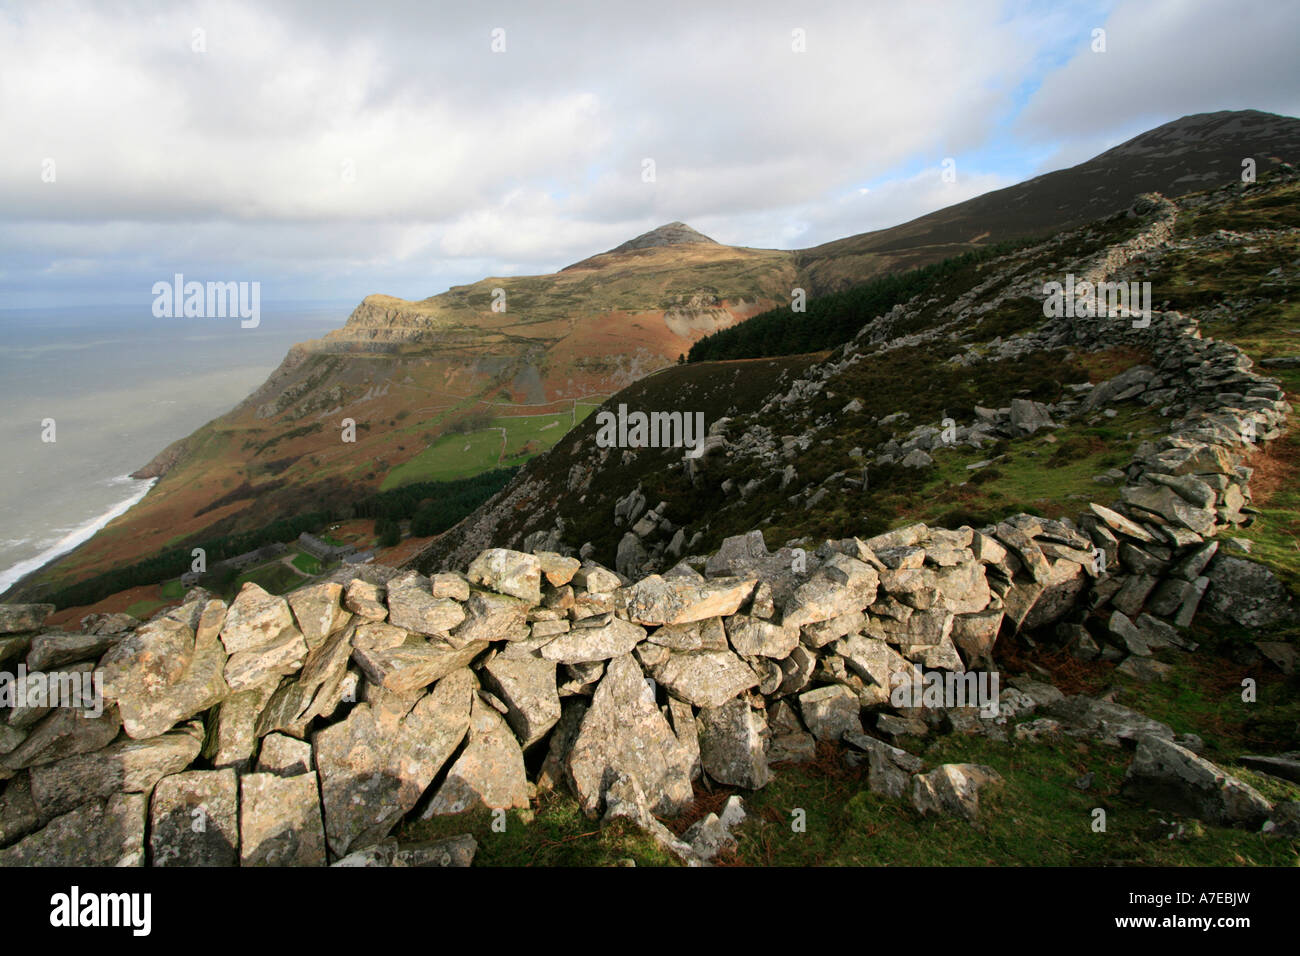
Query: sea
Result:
<box><xmin>0</xmin><ymin>302</ymin><xmax>351</xmax><ymax>594</ymax></box>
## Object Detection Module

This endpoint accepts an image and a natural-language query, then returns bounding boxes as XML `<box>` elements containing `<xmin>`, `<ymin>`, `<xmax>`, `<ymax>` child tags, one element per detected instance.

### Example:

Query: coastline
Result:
<box><xmin>0</xmin><ymin>476</ymin><xmax>157</xmax><ymax>595</ymax></box>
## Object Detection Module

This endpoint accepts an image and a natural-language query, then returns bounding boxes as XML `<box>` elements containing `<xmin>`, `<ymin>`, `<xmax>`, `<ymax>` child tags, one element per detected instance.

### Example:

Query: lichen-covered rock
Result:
<box><xmin>0</xmin><ymin>704</ymin><xmax>122</xmax><ymax>771</ymax></box>
<box><xmin>617</xmin><ymin>574</ymin><xmax>756</xmax><ymax>626</ymax></box>
<box><xmin>1043</xmin><ymin>695</ymin><xmax>1174</xmax><ymax>746</ymax></box>
<box><xmin>0</xmin><ymin>792</ymin><xmax>146</xmax><ymax>866</ymax></box>
<box><xmin>115</xmin><ymin>629</ymin><xmax>228</xmax><ymax>740</ymax></box>
<box><xmin>422</xmin><ymin>694</ymin><xmax>530</xmax><ymax>816</ymax></box>
<box><xmin>536</xmin><ymin>552</ymin><xmax>581</xmax><ymax>587</ymax></box>
<box><xmin>539</xmin><ymin>615</ymin><xmax>645</xmax><ymax>664</ymax></box>
<box><xmin>149</xmin><ymin>769</ymin><xmax>239</xmax><ymax>866</ymax></box>
<box><xmin>205</xmin><ymin>681</ymin><xmax>278</xmax><ymax>770</ymax></box>
<box><xmin>911</xmin><ymin>763</ymin><xmax>1002</xmax><ymax>822</ymax></box>
<box><xmin>223</xmin><ymin>625</ymin><xmax>308</xmax><ymax>693</ymax></box>
<box><xmin>220</xmin><ymin>584</ymin><xmax>296</xmax><ymax>654</ymax></box>
<box><xmin>0</xmin><ymin>604</ymin><xmax>54</xmax><ymax>635</ymax></box>
<box><xmin>798</xmin><ymin>684</ymin><xmax>863</xmax><ymax>741</ymax></box>
<box><xmin>100</xmin><ymin>616</ymin><xmax>195</xmax><ymax>701</ymax></box>
<box><xmin>950</xmin><ymin>610</ymin><xmax>1003</xmax><ymax>669</ymax></box>
<box><xmin>256</xmin><ymin>624</ymin><xmax>355</xmax><ymax>738</ymax></box>
<box><xmin>572</xmin><ymin>562</ymin><xmax>622</xmax><ymax>593</ymax></box>
<box><xmin>449</xmin><ymin>591</ymin><xmax>530</xmax><ymax>646</ymax></box>
<box><xmin>28</xmin><ymin>723</ymin><xmax>203</xmax><ymax>819</ymax></box>
<box><xmin>352</xmin><ymin>623</ymin><xmax>487</xmax><ymax>694</ymax></box>
<box><xmin>1202</xmin><ymin>555</ymin><xmax>1293</xmax><ymax>628</ymax></box>
<box><xmin>344</xmin><ymin>579</ymin><xmax>388</xmax><ymax>621</ymax></box>
<box><xmin>480</xmin><ymin>655</ymin><xmax>561</xmax><ymax>747</ymax></box>
<box><xmin>648</xmin><ymin>617</ymin><xmax>729</xmax><ymax>652</ymax></box>
<box><xmin>467</xmin><ymin>549</ymin><xmax>543</xmax><ymax>603</ymax></box>
<box><xmin>1122</xmin><ymin>734</ymin><xmax>1271</xmax><ymax>827</ymax></box>
<box><xmin>725</xmin><ymin>614</ymin><xmax>799</xmax><ymax>658</ymax></box>
<box><xmin>0</xmin><ymin>773</ymin><xmax>40</xmax><ymax>847</ymax></box>
<box><xmin>650</xmin><ymin>649</ymin><xmax>758</xmax><ymax>708</ymax></box>
<box><xmin>239</xmin><ymin>771</ymin><xmax>327</xmax><ymax>867</ymax></box>
<box><xmin>256</xmin><ymin>734</ymin><xmax>312</xmax><ymax>776</ymax></box>
<box><xmin>287</xmin><ymin>582</ymin><xmax>351</xmax><ymax>649</ymax></box>
<box><xmin>386</xmin><ymin>575</ymin><xmax>466</xmax><ymax>635</ymax></box>
<box><xmin>316</xmin><ymin>669</ymin><xmax>473</xmax><ymax>856</ymax></box>
<box><xmin>26</xmin><ymin>632</ymin><xmax>121</xmax><ymax>671</ymax></box>
<box><xmin>568</xmin><ymin>655</ymin><xmax>693</xmax><ymax>817</ymax></box>
<box><xmin>783</xmin><ymin>568</ymin><xmax>876</xmax><ymax>629</ymax></box>
<box><xmin>698</xmin><ymin>698</ymin><xmax>769</xmax><ymax>789</ymax></box>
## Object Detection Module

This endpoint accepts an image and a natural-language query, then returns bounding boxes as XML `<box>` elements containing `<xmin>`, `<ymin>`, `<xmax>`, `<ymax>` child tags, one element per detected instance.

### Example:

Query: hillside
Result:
<box><xmin>7</xmin><ymin>110</ymin><xmax>1300</xmax><ymax>607</ymax></box>
<box><xmin>414</xmin><ymin>166</ymin><xmax>1300</xmax><ymax>592</ymax></box>
<box><xmin>794</xmin><ymin>109</ymin><xmax>1300</xmax><ymax>294</ymax></box>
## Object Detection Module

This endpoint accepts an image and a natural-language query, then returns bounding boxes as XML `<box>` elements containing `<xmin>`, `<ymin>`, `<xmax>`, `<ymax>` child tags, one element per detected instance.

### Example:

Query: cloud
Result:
<box><xmin>1016</xmin><ymin>0</ymin><xmax>1300</xmax><ymax>155</ymax></box>
<box><xmin>0</xmin><ymin>0</ymin><xmax>1296</xmax><ymax>307</ymax></box>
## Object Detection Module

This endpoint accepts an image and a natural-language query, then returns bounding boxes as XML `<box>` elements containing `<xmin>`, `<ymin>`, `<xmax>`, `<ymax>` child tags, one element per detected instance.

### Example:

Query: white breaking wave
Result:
<box><xmin>0</xmin><ymin>477</ymin><xmax>157</xmax><ymax>594</ymax></box>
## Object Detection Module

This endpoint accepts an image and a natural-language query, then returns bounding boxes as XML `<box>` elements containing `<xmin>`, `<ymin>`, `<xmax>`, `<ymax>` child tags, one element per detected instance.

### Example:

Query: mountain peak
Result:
<box><xmin>607</xmin><ymin>221</ymin><xmax>719</xmax><ymax>255</ymax></box>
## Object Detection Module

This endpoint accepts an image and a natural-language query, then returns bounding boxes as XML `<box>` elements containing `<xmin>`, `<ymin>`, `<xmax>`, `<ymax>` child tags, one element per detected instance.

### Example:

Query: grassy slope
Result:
<box><xmin>381</xmin><ymin>405</ymin><xmax>601</xmax><ymax>489</ymax></box>
<box><xmin>403</xmin><ymin>177</ymin><xmax>1300</xmax><ymax>866</ymax></box>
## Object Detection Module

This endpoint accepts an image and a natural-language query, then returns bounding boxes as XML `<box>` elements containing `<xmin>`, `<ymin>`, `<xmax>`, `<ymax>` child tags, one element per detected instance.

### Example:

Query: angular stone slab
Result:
<box><xmin>29</xmin><ymin>724</ymin><xmax>203</xmax><ymax>819</ymax></box>
<box><xmin>149</xmin><ymin>768</ymin><xmax>239</xmax><ymax>866</ymax></box>
<box><xmin>650</xmin><ymin>649</ymin><xmax>758</xmax><ymax>709</ymax></box>
<box><xmin>26</xmin><ymin>632</ymin><xmax>120</xmax><ymax>671</ymax></box>
<box><xmin>256</xmin><ymin>734</ymin><xmax>312</xmax><ymax>776</ymax></box>
<box><xmin>239</xmin><ymin>771</ymin><xmax>327</xmax><ymax>866</ymax></box>
<box><xmin>316</xmin><ymin>669</ymin><xmax>473</xmax><ymax>856</ymax></box>
<box><xmin>467</xmin><ymin>549</ymin><xmax>543</xmax><ymax>603</ymax></box>
<box><xmin>220</xmin><ymin>583</ymin><xmax>297</xmax><ymax>655</ymax></box>
<box><xmin>0</xmin><ymin>704</ymin><xmax>122</xmax><ymax>771</ymax></box>
<box><xmin>725</xmin><ymin>614</ymin><xmax>799</xmax><ymax>658</ymax></box>
<box><xmin>288</xmin><ymin>582</ymin><xmax>352</xmax><ymax>649</ymax></box>
<box><xmin>223</xmin><ymin>626</ymin><xmax>308</xmax><ymax>693</ymax></box>
<box><xmin>119</xmin><ymin>632</ymin><xmax>228</xmax><ymax>740</ymax></box>
<box><xmin>911</xmin><ymin>763</ymin><xmax>1002</xmax><ymax>822</ymax></box>
<box><xmin>567</xmin><ymin>655</ymin><xmax>693</xmax><ymax>817</ymax></box>
<box><xmin>353</xmin><ymin>623</ymin><xmax>487</xmax><ymax>694</ymax></box>
<box><xmin>539</xmin><ymin>616</ymin><xmax>645</xmax><ymax>664</ymax></box>
<box><xmin>449</xmin><ymin>590</ymin><xmax>530</xmax><ymax>646</ymax></box>
<box><xmin>386</xmin><ymin>576</ymin><xmax>466</xmax><ymax>635</ymax></box>
<box><xmin>480</xmin><ymin>655</ymin><xmax>561</xmax><ymax>747</ymax></box>
<box><xmin>617</xmin><ymin>575</ymin><xmax>756</xmax><ymax>626</ymax></box>
<box><xmin>698</xmin><ymin>698</ymin><xmax>769</xmax><ymax>789</ymax></box>
<box><xmin>423</xmin><ymin>694</ymin><xmax>530</xmax><ymax>816</ymax></box>
<box><xmin>0</xmin><ymin>604</ymin><xmax>54</xmax><ymax>634</ymax></box>
<box><xmin>1123</xmin><ymin>735</ymin><xmax>1270</xmax><ymax>828</ymax></box>
<box><xmin>0</xmin><ymin>792</ymin><xmax>146</xmax><ymax>866</ymax></box>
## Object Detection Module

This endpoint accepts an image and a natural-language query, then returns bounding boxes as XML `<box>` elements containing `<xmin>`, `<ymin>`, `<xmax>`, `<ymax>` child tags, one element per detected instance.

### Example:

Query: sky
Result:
<box><xmin>1</xmin><ymin>0</ymin><xmax>1298</xmax><ymax>309</ymax></box>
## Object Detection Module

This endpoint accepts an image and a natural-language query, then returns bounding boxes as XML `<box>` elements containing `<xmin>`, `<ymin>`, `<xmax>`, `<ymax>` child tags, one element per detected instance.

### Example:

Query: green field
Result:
<box><xmin>124</xmin><ymin>598</ymin><xmax>169</xmax><ymax>620</ymax></box>
<box><xmin>230</xmin><ymin>559</ymin><xmax>306</xmax><ymax>597</ymax></box>
<box><xmin>291</xmin><ymin>551</ymin><xmax>323</xmax><ymax>575</ymax></box>
<box><xmin>381</xmin><ymin>405</ymin><xmax>600</xmax><ymax>491</ymax></box>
